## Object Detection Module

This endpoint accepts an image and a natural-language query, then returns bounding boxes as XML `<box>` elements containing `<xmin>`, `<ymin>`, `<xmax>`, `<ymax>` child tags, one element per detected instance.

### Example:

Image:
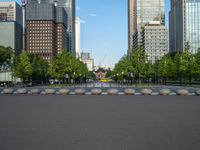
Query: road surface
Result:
<box><xmin>0</xmin><ymin>95</ymin><xmax>200</xmax><ymax>150</ymax></box>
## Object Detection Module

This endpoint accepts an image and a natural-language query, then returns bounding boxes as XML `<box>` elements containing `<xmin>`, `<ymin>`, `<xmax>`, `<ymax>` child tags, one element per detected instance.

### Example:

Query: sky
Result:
<box><xmin>12</xmin><ymin>0</ymin><xmax>170</xmax><ymax>68</ymax></box>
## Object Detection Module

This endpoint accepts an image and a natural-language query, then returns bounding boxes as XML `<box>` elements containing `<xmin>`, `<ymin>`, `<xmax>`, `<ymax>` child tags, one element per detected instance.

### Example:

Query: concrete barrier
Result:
<box><xmin>45</xmin><ymin>89</ymin><xmax>56</xmax><ymax>95</ymax></box>
<box><xmin>59</xmin><ymin>89</ymin><xmax>70</xmax><ymax>95</ymax></box>
<box><xmin>30</xmin><ymin>89</ymin><xmax>40</xmax><ymax>95</ymax></box>
<box><xmin>75</xmin><ymin>88</ymin><xmax>86</xmax><ymax>95</ymax></box>
<box><xmin>107</xmin><ymin>89</ymin><xmax>119</xmax><ymax>95</ymax></box>
<box><xmin>141</xmin><ymin>89</ymin><xmax>152</xmax><ymax>95</ymax></box>
<box><xmin>176</xmin><ymin>89</ymin><xmax>189</xmax><ymax>96</ymax></box>
<box><xmin>159</xmin><ymin>89</ymin><xmax>171</xmax><ymax>96</ymax></box>
<box><xmin>1</xmin><ymin>88</ymin><xmax>14</xmax><ymax>94</ymax></box>
<box><xmin>195</xmin><ymin>89</ymin><xmax>200</xmax><ymax>96</ymax></box>
<box><xmin>91</xmin><ymin>88</ymin><xmax>102</xmax><ymax>95</ymax></box>
<box><xmin>124</xmin><ymin>88</ymin><xmax>135</xmax><ymax>95</ymax></box>
<box><xmin>16</xmin><ymin>88</ymin><xmax>27</xmax><ymax>94</ymax></box>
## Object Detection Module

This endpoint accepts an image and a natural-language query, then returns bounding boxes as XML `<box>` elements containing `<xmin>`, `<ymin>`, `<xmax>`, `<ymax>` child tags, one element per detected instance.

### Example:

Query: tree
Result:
<box><xmin>29</xmin><ymin>55</ymin><xmax>48</xmax><ymax>84</ymax></box>
<box><xmin>0</xmin><ymin>45</ymin><xmax>13</xmax><ymax>66</ymax></box>
<box><xmin>194</xmin><ymin>49</ymin><xmax>200</xmax><ymax>80</ymax></box>
<box><xmin>13</xmin><ymin>51</ymin><xmax>32</xmax><ymax>83</ymax></box>
<box><xmin>130</xmin><ymin>47</ymin><xmax>147</xmax><ymax>83</ymax></box>
<box><xmin>158</xmin><ymin>54</ymin><xmax>176</xmax><ymax>83</ymax></box>
<box><xmin>113</xmin><ymin>47</ymin><xmax>148</xmax><ymax>83</ymax></box>
<box><xmin>48</xmin><ymin>51</ymin><xmax>89</xmax><ymax>84</ymax></box>
<box><xmin>173</xmin><ymin>52</ymin><xmax>181</xmax><ymax>83</ymax></box>
<box><xmin>179</xmin><ymin>43</ymin><xmax>194</xmax><ymax>84</ymax></box>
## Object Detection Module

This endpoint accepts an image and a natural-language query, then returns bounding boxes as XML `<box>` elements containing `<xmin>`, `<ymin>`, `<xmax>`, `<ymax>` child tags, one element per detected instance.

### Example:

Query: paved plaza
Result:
<box><xmin>0</xmin><ymin>95</ymin><xmax>200</xmax><ymax>150</ymax></box>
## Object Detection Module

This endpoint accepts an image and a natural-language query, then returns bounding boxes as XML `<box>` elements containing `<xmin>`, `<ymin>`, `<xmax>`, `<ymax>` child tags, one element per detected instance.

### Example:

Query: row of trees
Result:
<box><xmin>0</xmin><ymin>45</ymin><xmax>92</xmax><ymax>85</ymax></box>
<box><xmin>13</xmin><ymin>51</ymin><xmax>91</xmax><ymax>84</ymax></box>
<box><xmin>109</xmin><ymin>46</ymin><xmax>200</xmax><ymax>85</ymax></box>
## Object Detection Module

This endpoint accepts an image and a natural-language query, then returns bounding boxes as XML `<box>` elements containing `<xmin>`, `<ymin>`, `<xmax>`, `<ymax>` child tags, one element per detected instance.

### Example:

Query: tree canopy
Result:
<box><xmin>0</xmin><ymin>45</ymin><xmax>13</xmax><ymax>66</ymax></box>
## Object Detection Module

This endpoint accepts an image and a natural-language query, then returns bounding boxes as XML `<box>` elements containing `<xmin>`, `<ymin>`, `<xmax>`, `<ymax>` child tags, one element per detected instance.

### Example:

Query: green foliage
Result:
<box><xmin>105</xmin><ymin>70</ymin><xmax>113</xmax><ymax>78</ymax></box>
<box><xmin>13</xmin><ymin>51</ymin><xmax>33</xmax><ymax>82</ymax></box>
<box><xmin>48</xmin><ymin>51</ymin><xmax>89</xmax><ymax>81</ymax></box>
<box><xmin>113</xmin><ymin>48</ymin><xmax>148</xmax><ymax>82</ymax></box>
<box><xmin>113</xmin><ymin>45</ymin><xmax>200</xmax><ymax>84</ymax></box>
<box><xmin>0</xmin><ymin>45</ymin><xmax>14</xmax><ymax>66</ymax></box>
<box><xmin>194</xmin><ymin>49</ymin><xmax>200</xmax><ymax>76</ymax></box>
<box><xmin>29</xmin><ymin>55</ymin><xmax>48</xmax><ymax>82</ymax></box>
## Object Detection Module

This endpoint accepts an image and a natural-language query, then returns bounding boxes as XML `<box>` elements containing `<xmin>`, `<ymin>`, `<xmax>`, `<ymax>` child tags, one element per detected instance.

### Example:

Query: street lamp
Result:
<box><xmin>130</xmin><ymin>72</ymin><xmax>133</xmax><ymax>84</ymax></box>
<box><xmin>154</xmin><ymin>56</ymin><xmax>158</xmax><ymax>84</ymax></box>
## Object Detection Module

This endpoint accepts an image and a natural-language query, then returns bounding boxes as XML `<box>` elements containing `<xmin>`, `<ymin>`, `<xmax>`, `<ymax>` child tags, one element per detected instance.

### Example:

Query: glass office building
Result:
<box><xmin>0</xmin><ymin>2</ymin><xmax>22</xmax><ymax>54</ymax></box>
<box><xmin>185</xmin><ymin>0</ymin><xmax>200</xmax><ymax>53</ymax></box>
<box><xmin>169</xmin><ymin>0</ymin><xmax>200</xmax><ymax>53</ymax></box>
<box><xmin>57</xmin><ymin>0</ymin><xmax>76</xmax><ymax>53</ymax></box>
<box><xmin>128</xmin><ymin>0</ymin><xmax>165</xmax><ymax>51</ymax></box>
<box><xmin>136</xmin><ymin>0</ymin><xmax>165</xmax><ymax>28</ymax></box>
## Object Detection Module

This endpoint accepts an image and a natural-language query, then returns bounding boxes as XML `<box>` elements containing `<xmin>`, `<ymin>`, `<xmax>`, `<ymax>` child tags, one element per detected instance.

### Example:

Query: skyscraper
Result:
<box><xmin>26</xmin><ymin>2</ymin><xmax>67</xmax><ymax>60</ymax></box>
<box><xmin>0</xmin><ymin>2</ymin><xmax>22</xmax><ymax>54</ymax></box>
<box><xmin>128</xmin><ymin>0</ymin><xmax>136</xmax><ymax>52</ymax></box>
<box><xmin>75</xmin><ymin>17</ymin><xmax>81</xmax><ymax>57</ymax></box>
<box><xmin>56</xmin><ymin>0</ymin><xmax>76</xmax><ymax>53</ymax></box>
<box><xmin>27</xmin><ymin>0</ymin><xmax>76</xmax><ymax>53</ymax></box>
<box><xmin>142</xmin><ymin>21</ymin><xmax>168</xmax><ymax>63</ymax></box>
<box><xmin>169</xmin><ymin>0</ymin><xmax>200</xmax><ymax>53</ymax></box>
<box><xmin>128</xmin><ymin>0</ymin><xmax>165</xmax><ymax>52</ymax></box>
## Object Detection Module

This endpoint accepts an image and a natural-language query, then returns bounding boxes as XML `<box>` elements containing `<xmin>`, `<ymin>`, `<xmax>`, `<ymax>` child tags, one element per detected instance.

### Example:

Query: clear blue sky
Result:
<box><xmin>13</xmin><ymin>0</ymin><xmax>170</xmax><ymax>68</ymax></box>
<box><xmin>76</xmin><ymin>0</ymin><xmax>170</xmax><ymax>68</ymax></box>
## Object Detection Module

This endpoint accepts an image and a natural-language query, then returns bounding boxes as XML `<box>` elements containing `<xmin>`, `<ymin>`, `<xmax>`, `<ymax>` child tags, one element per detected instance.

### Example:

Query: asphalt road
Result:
<box><xmin>0</xmin><ymin>95</ymin><xmax>200</xmax><ymax>150</ymax></box>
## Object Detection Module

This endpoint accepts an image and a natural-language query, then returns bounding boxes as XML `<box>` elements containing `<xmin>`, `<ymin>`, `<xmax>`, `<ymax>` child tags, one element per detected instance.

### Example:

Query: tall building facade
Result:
<box><xmin>169</xmin><ymin>0</ymin><xmax>200</xmax><ymax>53</ymax></box>
<box><xmin>26</xmin><ymin>2</ymin><xmax>67</xmax><ymax>60</ymax></box>
<box><xmin>80</xmin><ymin>52</ymin><xmax>94</xmax><ymax>71</ymax></box>
<box><xmin>27</xmin><ymin>0</ymin><xmax>76</xmax><ymax>53</ymax></box>
<box><xmin>142</xmin><ymin>21</ymin><xmax>168</xmax><ymax>63</ymax></box>
<box><xmin>128</xmin><ymin>0</ymin><xmax>165</xmax><ymax>52</ymax></box>
<box><xmin>128</xmin><ymin>0</ymin><xmax>136</xmax><ymax>52</ymax></box>
<box><xmin>75</xmin><ymin>17</ymin><xmax>81</xmax><ymax>57</ymax></box>
<box><xmin>56</xmin><ymin>0</ymin><xmax>76</xmax><ymax>53</ymax></box>
<box><xmin>0</xmin><ymin>2</ymin><xmax>22</xmax><ymax>54</ymax></box>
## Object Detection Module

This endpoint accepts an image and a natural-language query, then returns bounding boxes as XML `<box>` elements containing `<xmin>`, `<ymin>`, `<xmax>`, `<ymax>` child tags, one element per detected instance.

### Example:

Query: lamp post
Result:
<box><xmin>73</xmin><ymin>72</ymin><xmax>76</xmax><ymax>84</ymax></box>
<box><xmin>154</xmin><ymin>56</ymin><xmax>158</xmax><ymax>84</ymax></box>
<box><xmin>121</xmin><ymin>71</ymin><xmax>124</xmax><ymax>84</ymax></box>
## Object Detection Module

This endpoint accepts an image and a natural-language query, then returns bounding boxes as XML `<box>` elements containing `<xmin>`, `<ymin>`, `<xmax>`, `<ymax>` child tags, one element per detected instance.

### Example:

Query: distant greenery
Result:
<box><xmin>0</xmin><ymin>45</ymin><xmax>14</xmax><ymax>66</ymax></box>
<box><xmin>108</xmin><ymin>44</ymin><xmax>200</xmax><ymax>85</ymax></box>
<box><xmin>48</xmin><ymin>51</ymin><xmax>90</xmax><ymax>84</ymax></box>
<box><xmin>8</xmin><ymin>49</ymin><xmax>93</xmax><ymax>85</ymax></box>
<box><xmin>13</xmin><ymin>51</ymin><xmax>33</xmax><ymax>83</ymax></box>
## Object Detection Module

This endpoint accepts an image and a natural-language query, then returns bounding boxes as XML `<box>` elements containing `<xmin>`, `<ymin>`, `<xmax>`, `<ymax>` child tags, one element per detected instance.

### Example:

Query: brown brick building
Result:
<box><xmin>25</xmin><ymin>3</ymin><xmax>67</xmax><ymax>60</ymax></box>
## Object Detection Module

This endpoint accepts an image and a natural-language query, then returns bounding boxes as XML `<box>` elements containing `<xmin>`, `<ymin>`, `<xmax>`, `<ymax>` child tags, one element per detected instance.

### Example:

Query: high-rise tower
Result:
<box><xmin>27</xmin><ymin>0</ymin><xmax>76</xmax><ymax>54</ymax></box>
<box><xmin>128</xmin><ymin>0</ymin><xmax>165</xmax><ymax>52</ymax></box>
<box><xmin>0</xmin><ymin>2</ymin><xmax>23</xmax><ymax>54</ymax></box>
<box><xmin>75</xmin><ymin>17</ymin><xmax>81</xmax><ymax>58</ymax></box>
<box><xmin>128</xmin><ymin>0</ymin><xmax>136</xmax><ymax>52</ymax></box>
<box><xmin>26</xmin><ymin>1</ymin><xmax>67</xmax><ymax>60</ymax></box>
<box><xmin>169</xmin><ymin>0</ymin><xmax>200</xmax><ymax>53</ymax></box>
<box><xmin>56</xmin><ymin>0</ymin><xmax>76</xmax><ymax>53</ymax></box>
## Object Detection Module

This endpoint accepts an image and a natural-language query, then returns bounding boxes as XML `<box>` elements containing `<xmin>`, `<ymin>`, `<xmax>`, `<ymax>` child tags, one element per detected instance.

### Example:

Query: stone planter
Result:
<box><xmin>141</xmin><ymin>89</ymin><xmax>152</xmax><ymax>95</ymax></box>
<box><xmin>91</xmin><ymin>88</ymin><xmax>102</xmax><ymax>95</ymax></box>
<box><xmin>30</xmin><ymin>89</ymin><xmax>40</xmax><ymax>95</ymax></box>
<box><xmin>176</xmin><ymin>89</ymin><xmax>189</xmax><ymax>96</ymax></box>
<box><xmin>59</xmin><ymin>89</ymin><xmax>70</xmax><ymax>95</ymax></box>
<box><xmin>1</xmin><ymin>88</ymin><xmax>14</xmax><ymax>94</ymax></box>
<box><xmin>45</xmin><ymin>89</ymin><xmax>56</xmax><ymax>95</ymax></box>
<box><xmin>159</xmin><ymin>89</ymin><xmax>171</xmax><ymax>96</ymax></box>
<box><xmin>16</xmin><ymin>88</ymin><xmax>27</xmax><ymax>94</ymax></box>
<box><xmin>75</xmin><ymin>88</ymin><xmax>86</xmax><ymax>95</ymax></box>
<box><xmin>107</xmin><ymin>89</ymin><xmax>119</xmax><ymax>95</ymax></box>
<box><xmin>195</xmin><ymin>89</ymin><xmax>200</xmax><ymax>96</ymax></box>
<box><xmin>124</xmin><ymin>88</ymin><xmax>135</xmax><ymax>95</ymax></box>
